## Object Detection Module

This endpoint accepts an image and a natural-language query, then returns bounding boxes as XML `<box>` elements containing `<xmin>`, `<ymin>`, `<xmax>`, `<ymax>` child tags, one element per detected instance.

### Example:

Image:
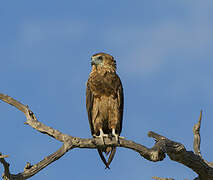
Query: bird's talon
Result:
<box><xmin>95</xmin><ymin>129</ymin><xmax>109</xmax><ymax>144</ymax></box>
<box><xmin>112</xmin><ymin>128</ymin><xmax>120</xmax><ymax>143</ymax></box>
<box><xmin>115</xmin><ymin>136</ymin><xmax>119</xmax><ymax>143</ymax></box>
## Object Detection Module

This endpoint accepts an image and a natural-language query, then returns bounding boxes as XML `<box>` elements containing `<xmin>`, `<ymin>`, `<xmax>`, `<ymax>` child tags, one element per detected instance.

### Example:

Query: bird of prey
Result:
<box><xmin>86</xmin><ymin>52</ymin><xmax>124</xmax><ymax>169</ymax></box>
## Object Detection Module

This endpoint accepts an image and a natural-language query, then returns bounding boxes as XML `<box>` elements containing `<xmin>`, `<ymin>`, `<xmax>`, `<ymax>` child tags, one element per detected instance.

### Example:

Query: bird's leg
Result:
<box><xmin>94</xmin><ymin>128</ymin><xmax>108</xmax><ymax>144</ymax></box>
<box><xmin>112</xmin><ymin>128</ymin><xmax>119</xmax><ymax>143</ymax></box>
<box><xmin>99</xmin><ymin>128</ymin><xmax>108</xmax><ymax>144</ymax></box>
<box><xmin>112</xmin><ymin>128</ymin><xmax>125</xmax><ymax>144</ymax></box>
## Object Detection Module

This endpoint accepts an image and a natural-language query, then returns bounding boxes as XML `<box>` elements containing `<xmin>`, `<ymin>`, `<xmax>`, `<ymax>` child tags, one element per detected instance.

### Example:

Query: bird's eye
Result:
<box><xmin>98</xmin><ymin>56</ymin><xmax>103</xmax><ymax>60</ymax></box>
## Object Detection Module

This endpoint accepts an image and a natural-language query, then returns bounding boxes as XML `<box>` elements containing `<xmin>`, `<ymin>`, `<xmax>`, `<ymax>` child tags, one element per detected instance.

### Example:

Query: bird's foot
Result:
<box><xmin>112</xmin><ymin>129</ymin><xmax>120</xmax><ymax>143</ymax></box>
<box><xmin>94</xmin><ymin>129</ymin><xmax>108</xmax><ymax>144</ymax></box>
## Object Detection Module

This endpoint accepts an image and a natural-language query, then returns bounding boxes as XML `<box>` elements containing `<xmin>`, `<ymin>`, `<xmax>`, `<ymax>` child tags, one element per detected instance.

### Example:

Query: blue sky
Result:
<box><xmin>0</xmin><ymin>1</ymin><xmax>213</xmax><ymax>179</ymax></box>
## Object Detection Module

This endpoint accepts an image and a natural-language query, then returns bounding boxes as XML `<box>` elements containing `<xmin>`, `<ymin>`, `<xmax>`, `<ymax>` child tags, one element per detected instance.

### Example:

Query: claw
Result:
<box><xmin>94</xmin><ymin>129</ymin><xmax>108</xmax><ymax>144</ymax></box>
<box><xmin>112</xmin><ymin>128</ymin><xmax>119</xmax><ymax>143</ymax></box>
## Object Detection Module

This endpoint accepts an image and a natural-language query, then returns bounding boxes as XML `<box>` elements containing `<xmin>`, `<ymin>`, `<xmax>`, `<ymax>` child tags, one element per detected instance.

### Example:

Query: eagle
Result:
<box><xmin>86</xmin><ymin>52</ymin><xmax>124</xmax><ymax>169</ymax></box>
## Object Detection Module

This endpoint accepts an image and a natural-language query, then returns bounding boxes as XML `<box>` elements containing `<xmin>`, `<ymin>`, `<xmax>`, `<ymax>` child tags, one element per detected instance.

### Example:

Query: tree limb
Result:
<box><xmin>152</xmin><ymin>177</ymin><xmax>174</xmax><ymax>180</ymax></box>
<box><xmin>0</xmin><ymin>154</ymin><xmax>9</xmax><ymax>159</ymax></box>
<box><xmin>0</xmin><ymin>153</ymin><xmax>10</xmax><ymax>180</ymax></box>
<box><xmin>1</xmin><ymin>94</ymin><xmax>213</xmax><ymax>180</ymax></box>
<box><xmin>193</xmin><ymin>110</ymin><xmax>202</xmax><ymax>157</ymax></box>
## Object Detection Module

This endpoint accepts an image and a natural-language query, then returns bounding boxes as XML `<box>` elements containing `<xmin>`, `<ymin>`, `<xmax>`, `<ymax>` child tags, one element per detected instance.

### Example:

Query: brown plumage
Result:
<box><xmin>86</xmin><ymin>52</ymin><xmax>124</xmax><ymax>169</ymax></box>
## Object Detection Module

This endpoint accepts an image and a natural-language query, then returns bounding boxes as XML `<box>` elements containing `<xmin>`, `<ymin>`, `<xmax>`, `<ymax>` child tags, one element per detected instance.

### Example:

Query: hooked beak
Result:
<box><xmin>91</xmin><ymin>57</ymin><xmax>97</xmax><ymax>66</ymax></box>
<box><xmin>91</xmin><ymin>60</ymin><xmax>95</xmax><ymax>66</ymax></box>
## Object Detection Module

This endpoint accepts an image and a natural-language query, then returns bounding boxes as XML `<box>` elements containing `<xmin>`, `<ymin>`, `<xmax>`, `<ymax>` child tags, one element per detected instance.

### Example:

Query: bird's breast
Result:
<box><xmin>93</xmin><ymin>95</ymin><xmax>117</xmax><ymax>118</ymax></box>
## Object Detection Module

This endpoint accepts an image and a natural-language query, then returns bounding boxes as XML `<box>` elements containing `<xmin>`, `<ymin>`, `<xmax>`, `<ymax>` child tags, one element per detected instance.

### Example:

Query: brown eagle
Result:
<box><xmin>86</xmin><ymin>52</ymin><xmax>124</xmax><ymax>169</ymax></box>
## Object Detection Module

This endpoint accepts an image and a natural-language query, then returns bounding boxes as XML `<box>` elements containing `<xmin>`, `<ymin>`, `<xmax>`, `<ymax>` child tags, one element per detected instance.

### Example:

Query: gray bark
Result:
<box><xmin>0</xmin><ymin>94</ymin><xmax>212</xmax><ymax>180</ymax></box>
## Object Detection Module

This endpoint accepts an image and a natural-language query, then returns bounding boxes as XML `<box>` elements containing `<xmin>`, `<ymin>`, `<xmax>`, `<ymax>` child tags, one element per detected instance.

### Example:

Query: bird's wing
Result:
<box><xmin>97</xmin><ymin>149</ymin><xmax>110</xmax><ymax>169</ymax></box>
<box><xmin>103</xmin><ymin>72</ymin><xmax>124</xmax><ymax>134</ymax></box>
<box><xmin>86</xmin><ymin>78</ymin><xmax>110</xmax><ymax>169</ymax></box>
<box><xmin>86</xmin><ymin>80</ymin><xmax>95</xmax><ymax>135</ymax></box>
<box><xmin>117</xmin><ymin>76</ymin><xmax>124</xmax><ymax>134</ymax></box>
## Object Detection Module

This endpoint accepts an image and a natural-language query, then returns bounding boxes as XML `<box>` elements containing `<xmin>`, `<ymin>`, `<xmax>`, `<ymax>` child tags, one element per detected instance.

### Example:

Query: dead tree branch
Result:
<box><xmin>0</xmin><ymin>154</ymin><xmax>9</xmax><ymax>159</ymax></box>
<box><xmin>0</xmin><ymin>153</ymin><xmax>10</xmax><ymax>180</ymax></box>
<box><xmin>152</xmin><ymin>177</ymin><xmax>174</xmax><ymax>180</ymax></box>
<box><xmin>0</xmin><ymin>94</ymin><xmax>213</xmax><ymax>180</ymax></box>
<box><xmin>193</xmin><ymin>110</ymin><xmax>202</xmax><ymax>157</ymax></box>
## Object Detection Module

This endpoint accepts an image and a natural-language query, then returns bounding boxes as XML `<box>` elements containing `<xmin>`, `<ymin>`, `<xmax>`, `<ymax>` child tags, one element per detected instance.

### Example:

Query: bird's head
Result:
<box><xmin>91</xmin><ymin>53</ymin><xmax>116</xmax><ymax>71</ymax></box>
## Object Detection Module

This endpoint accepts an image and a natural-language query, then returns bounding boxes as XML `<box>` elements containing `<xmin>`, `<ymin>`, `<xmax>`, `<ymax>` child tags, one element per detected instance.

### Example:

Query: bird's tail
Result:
<box><xmin>97</xmin><ymin>147</ymin><xmax>116</xmax><ymax>169</ymax></box>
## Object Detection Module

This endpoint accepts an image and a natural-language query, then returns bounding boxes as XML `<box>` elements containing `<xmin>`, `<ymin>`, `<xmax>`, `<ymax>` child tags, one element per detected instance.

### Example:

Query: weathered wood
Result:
<box><xmin>193</xmin><ymin>110</ymin><xmax>202</xmax><ymax>157</ymax></box>
<box><xmin>152</xmin><ymin>177</ymin><xmax>174</xmax><ymax>180</ymax></box>
<box><xmin>0</xmin><ymin>94</ymin><xmax>213</xmax><ymax>180</ymax></box>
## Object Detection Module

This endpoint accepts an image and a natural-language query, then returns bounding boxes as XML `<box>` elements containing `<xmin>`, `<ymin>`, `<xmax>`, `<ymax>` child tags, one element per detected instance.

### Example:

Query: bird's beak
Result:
<box><xmin>91</xmin><ymin>57</ymin><xmax>96</xmax><ymax>66</ymax></box>
<box><xmin>91</xmin><ymin>61</ymin><xmax>95</xmax><ymax>66</ymax></box>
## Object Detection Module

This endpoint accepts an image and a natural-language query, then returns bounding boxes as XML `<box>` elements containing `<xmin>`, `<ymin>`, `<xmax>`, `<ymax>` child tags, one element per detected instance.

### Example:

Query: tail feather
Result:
<box><xmin>97</xmin><ymin>149</ymin><xmax>110</xmax><ymax>169</ymax></box>
<box><xmin>106</xmin><ymin>147</ymin><xmax>116</xmax><ymax>167</ymax></box>
<box><xmin>97</xmin><ymin>147</ymin><xmax>116</xmax><ymax>169</ymax></box>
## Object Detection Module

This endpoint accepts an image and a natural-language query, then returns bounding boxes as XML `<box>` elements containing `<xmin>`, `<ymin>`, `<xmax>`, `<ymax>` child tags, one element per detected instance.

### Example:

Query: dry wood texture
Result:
<box><xmin>0</xmin><ymin>94</ymin><xmax>213</xmax><ymax>180</ymax></box>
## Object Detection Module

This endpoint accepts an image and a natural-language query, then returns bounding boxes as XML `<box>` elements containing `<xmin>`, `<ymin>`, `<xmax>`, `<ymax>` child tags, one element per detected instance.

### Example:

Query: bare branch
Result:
<box><xmin>1</xmin><ymin>94</ymin><xmax>213</xmax><ymax>180</ymax></box>
<box><xmin>0</xmin><ymin>154</ymin><xmax>9</xmax><ymax>159</ymax></box>
<box><xmin>0</xmin><ymin>153</ymin><xmax>11</xmax><ymax>180</ymax></box>
<box><xmin>0</xmin><ymin>93</ymin><xmax>70</xmax><ymax>143</ymax></box>
<box><xmin>15</xmin><ymin>144</ymin><xmax>70</xmax><ymax>180</ymax></box>
<box><xmin>152</xmin><ymin>176</ymin><xmax>174</xmax><ymax>180</ymax></box>
<box><xmin>0</xmin><ymin>94</ymin><xmax>28</xmax><ymax>113</ymax></box>
<box><xmin>149</xmin><ymin>131</ymin><xmax>213</xmax><ymax>179</ymax></box>
<box><xmin>193</xmin><ymin>110</ymin><xmax>202</xmax><ymax>157</ymax></box>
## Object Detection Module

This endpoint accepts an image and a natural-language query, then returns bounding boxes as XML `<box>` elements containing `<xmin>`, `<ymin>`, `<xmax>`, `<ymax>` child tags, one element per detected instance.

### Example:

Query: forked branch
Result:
<box><xmin>0</xmin><ymin>94</ymin><xmax>213</xmax><ymax>180</ymax></box>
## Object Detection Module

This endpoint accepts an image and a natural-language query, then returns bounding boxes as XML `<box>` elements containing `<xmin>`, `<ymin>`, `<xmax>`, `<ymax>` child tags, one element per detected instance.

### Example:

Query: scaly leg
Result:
<box><xmin>112</xmin><ymin>128</ymin><xmax>125</xmax><ymax>143</ymax></box>
<box><xmin>112</xmin><ymin>128</ymin><xmax>119</xmax><ymax>143</ymax></box>
<box><xmin>93</xmin><ymin>128</ymin><xmax>108</xmax><ymax>144</ymax></box>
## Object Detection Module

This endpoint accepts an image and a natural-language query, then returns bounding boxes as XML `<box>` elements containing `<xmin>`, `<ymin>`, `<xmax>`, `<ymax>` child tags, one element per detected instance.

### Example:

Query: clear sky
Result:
<box><xmin>0</xmin><ymin>1</ymin><xmax>213</xmax><ymax>179</ymax></box>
